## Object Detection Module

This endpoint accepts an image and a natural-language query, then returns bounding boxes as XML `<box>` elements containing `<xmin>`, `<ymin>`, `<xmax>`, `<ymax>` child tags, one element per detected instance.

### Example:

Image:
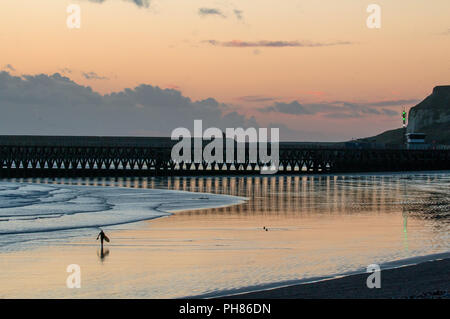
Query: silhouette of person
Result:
<box><xmin>97</xmin><ymin>229</ymin><xmax>110</xmax><ymax>249</ymax></box>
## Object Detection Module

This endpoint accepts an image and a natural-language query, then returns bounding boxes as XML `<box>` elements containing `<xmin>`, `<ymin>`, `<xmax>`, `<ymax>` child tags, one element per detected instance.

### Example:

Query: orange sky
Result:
<box><xmin>1</xmin><ymin>0</ymin><xmax>449</xmax><ymax>140</ymax></box>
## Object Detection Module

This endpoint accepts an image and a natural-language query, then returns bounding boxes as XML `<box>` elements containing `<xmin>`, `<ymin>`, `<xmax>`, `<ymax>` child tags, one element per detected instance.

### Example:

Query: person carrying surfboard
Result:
<box><xmin>97</xmin><ymin>229</ymin><xmax>110</xmax><ymax>248</ymax></box>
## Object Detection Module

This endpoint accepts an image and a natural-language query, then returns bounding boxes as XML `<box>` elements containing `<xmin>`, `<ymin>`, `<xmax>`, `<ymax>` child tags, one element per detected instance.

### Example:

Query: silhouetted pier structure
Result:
<box><xmin>0</xmin><ymin>136</ymin><xmax>449</xmax><ymax>177</ymax></box>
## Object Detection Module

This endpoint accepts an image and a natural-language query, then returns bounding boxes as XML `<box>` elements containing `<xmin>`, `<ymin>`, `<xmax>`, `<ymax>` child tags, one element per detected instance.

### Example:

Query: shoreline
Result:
<box><xmin>219</xmin><ymin>257</ymin><xmax>450</xmax><ymax>299</ymax></box>
<box><xmin>186</xmin><ymin>252</ymin><xmax>450</xmax><ymax>299</ymax></box>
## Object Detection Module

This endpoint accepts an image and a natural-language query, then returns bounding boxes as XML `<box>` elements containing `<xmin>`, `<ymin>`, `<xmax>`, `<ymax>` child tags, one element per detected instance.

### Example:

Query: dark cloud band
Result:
<box><xmin>259</xmin><ymin>99</ymin><xmax>414</xmax><ymax>118</ymax></box>
<box><xmin>204</xmin><ymin>40</ymin><xmax>354</xmax><ymax>48</ymax></box>
<box><xmin>0</xmin><ymin>71</ymin><xmax>257</xmax><ymax>136</ymax></box>
<box><xmin>82</xmin><ymin>71</ymin><xmax>108</xmax><ymax>80</ymax></box>
<box><xmin>198</xmin><ymin>8</ymin><xmax>226</xmax><ymax>18</ymax></box>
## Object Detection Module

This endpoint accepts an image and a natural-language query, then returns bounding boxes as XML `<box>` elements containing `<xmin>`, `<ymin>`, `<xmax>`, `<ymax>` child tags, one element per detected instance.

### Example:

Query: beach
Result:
<box><xmin>227</xmin><ymin>258</ymin><xmax>450</xmax><ymax>299</ymax></box>
<box><xmin>0</xmin><ymin>173</ymin><xmax>449</xmax><ymax>298</ymax></box>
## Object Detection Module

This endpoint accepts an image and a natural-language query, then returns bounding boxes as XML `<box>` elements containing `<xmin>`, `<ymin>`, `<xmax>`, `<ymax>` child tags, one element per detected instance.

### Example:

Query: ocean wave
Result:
<box><xmin>0</xmin><ymin>181</ymin><xmax>246</xmax><ymax>250</ymax></box>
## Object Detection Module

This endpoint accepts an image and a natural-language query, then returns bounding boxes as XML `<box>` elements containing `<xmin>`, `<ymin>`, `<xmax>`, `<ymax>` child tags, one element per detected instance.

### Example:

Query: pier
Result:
<box><xmin>0</xmin><ymin>136</ymin><xmax>449</xmax><ymax>177</ymax></box>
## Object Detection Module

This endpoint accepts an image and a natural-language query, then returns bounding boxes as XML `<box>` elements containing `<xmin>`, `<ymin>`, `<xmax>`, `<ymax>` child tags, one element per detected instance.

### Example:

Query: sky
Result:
<box><xmin>0</xmin><ymin>0</ymin><xmax>449</xmax><ymax>141</ymax></box>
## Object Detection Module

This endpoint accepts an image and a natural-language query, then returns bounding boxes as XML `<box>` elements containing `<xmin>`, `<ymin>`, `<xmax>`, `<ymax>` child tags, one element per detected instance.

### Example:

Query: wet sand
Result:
<box><xmin>226</xmin><ymin>258</ymin><xmax>450</xmax><ymax>299</ymax></box>
<box><xmin>1</xmin><ymin>209</ymin><xmax>448</xmax><ymax>298</ymax></box>
<box><xmin>1</xmin><ymin>174</ymin><xmax>449</xmax><ymax>298</ymax></box>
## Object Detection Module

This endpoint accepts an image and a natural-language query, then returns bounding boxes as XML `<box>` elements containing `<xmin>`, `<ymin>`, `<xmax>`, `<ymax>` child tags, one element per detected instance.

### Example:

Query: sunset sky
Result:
<box><xmin>1</xmin><ymin>0</ymin><xmax>449</xmax><ymax>141</ymax></box>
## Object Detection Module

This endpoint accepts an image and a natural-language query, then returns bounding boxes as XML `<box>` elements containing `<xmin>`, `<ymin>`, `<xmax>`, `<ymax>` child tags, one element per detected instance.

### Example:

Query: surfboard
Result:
<box><xmin>104</xmin><ymin>235</ymin><xmax>110</xmax><ymax>243</ymax></box>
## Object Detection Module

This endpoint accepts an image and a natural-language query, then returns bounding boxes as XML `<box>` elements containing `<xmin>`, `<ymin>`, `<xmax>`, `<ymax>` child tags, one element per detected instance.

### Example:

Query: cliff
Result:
<box><xmin>407</xmin><ymin>86</ymin><xmax>450</xmax><ymax>134</ymax></box>
<box><xmin>358</xmin><ymin>86</ymin><xmax>450</xmax><ymax>145</ymax></box>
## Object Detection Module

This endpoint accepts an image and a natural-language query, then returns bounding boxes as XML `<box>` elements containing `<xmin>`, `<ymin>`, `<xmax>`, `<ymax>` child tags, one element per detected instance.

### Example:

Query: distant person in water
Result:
<box><xmin>97</xmin><ymin>229</ymin><xmax>110</xmax><ymax>249</ymax></box>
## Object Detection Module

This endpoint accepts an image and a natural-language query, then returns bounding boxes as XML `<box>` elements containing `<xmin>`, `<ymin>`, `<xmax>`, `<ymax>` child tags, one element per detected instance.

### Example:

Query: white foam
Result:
<box><xmin>0</xmin><ymin>181</ymin><xmax>246</xmax><ymax>250</ymax></box>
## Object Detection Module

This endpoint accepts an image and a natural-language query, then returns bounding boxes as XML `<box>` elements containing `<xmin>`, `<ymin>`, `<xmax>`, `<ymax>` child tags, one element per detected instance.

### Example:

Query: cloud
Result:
<box><xmin>260</xmin><ymin>99</ymin><xmax>410</xmax><ymax>118</ymax></box>
<box><xmin>0</xmin><ymin>71</ymin><xmax>411</xmax><ymax>141</ymax></box>
<box><xmin>0</xmin><ymin>71</ymin><xmax>260</xmax><ymax>136</ymax></box>
<box><xmin>233</xmin><ymin>9</ymin><xmax>243</xmax><ymax>20</ymax></box>
<box><xmin>204</xmin><ymin>40</ymin><xmax>354</xmax><ymax>48</ymax></box>
<box><xmin>165</xmin><ymin>84</ymin><xmax>181</xmax><ymax>90</ymax></box>
<box><xmin>198</xmin><ymin>8</ymin><xmax>226</xmax><ymax>18</ymax></box>
<box><xmin>262</xmin><ymin>101</ymin><xmax>314</xmax><ymax>115</ymax></box>
<box><xmin>129</xmin><ymin>0</ymin><xmax>150</xmax><ymax>6</ymax></box>
<box><xmin>88</xmin><ymin>0</ymin><xmax>150</xmax><ymax>8</ymax></box>
<box><xmin>364</xmin><ymin>99</ymin><xmax>419</xmax><ymax>107</ymax></box>
<box><xmin>82</xmin><ymin>71</ymin><xmax>108</xmax><ymax>80</ymax></box>
<box><xmin>3</xmin><ymin>64</ymin><xmax>16</xmax><ymax>72</ymax></box>
<box><xmin>236</xmin><ymin>95</ymin><xmax>278</xmax><ymax>103</ymax></box>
